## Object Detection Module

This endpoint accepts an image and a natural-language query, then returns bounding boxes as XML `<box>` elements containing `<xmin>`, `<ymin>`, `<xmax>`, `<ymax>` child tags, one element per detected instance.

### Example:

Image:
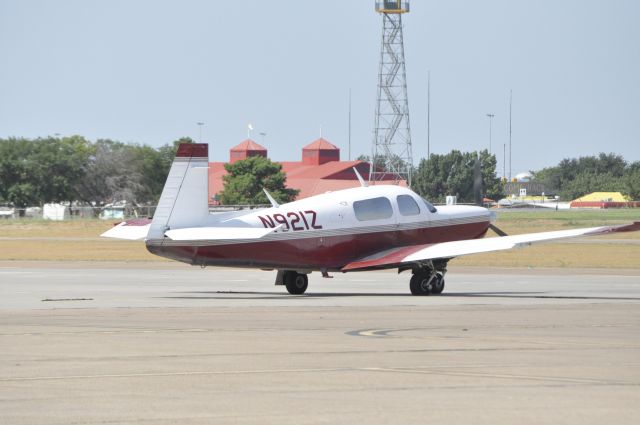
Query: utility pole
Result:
<box><xmin>348</xmin><ymin>88</ymin><xmax>352</xmax><ymax>161</ymax></box>
<box><xmin>427</xmin><ymin>69</ymin><xmax>431</xmax><ymax>158</ymax></box>
<box><xmin>509</xmin><ymin>89</ymin><xmax>513</xmax><ymax>180</ymax></box>
<box><xmin>196</xmin><ymin>122</ymin><xmax>204</xmax><ymax>143</ymax></box>
<box><xmin>503</xmin><ymin>143</ymin><xmax>506</xmax><ymax>179</ymax></box>
<box><xmin>486</xmin><ymin>113</ymin><xmax>495</xmax><ymax>154</ymax></box>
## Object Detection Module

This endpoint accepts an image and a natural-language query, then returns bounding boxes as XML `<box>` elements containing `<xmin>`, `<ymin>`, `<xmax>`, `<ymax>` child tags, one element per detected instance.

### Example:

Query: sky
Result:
<box><xmin>1</xmin><ymin>0</ymin><xmax>639</xmax><ymax>174</ymax></box>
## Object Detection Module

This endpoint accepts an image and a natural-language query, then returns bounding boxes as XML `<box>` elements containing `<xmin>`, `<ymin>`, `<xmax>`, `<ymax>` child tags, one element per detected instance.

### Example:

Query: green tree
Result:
<box><xmin>219</xmin><ymin>156</ymin><xmax>298</xmax><ymax>205</ymax></box>
<box><xmin>76</xmin><ymin>139</ymin><xmax>177</xmax><ymax>206</ymax></box>
<box><xmin>0</xmin><ymin>136</ymin><xmax>180</xmax><ymax>208</ymax></box>
<box><xmin>413</xmin><ymin>150</ymin><xmax>503</xmax><ymax>203</ymax></box>
<box><xmin>0</xmin><ymin>138</ymin><xmax>38</xmax><ymax>208</ymax></box>
<box><xmin>131</xmin><ymin>143</ymin><xmax>174</xmax><ymax>203</ymax></box>
<box><xmin>623</xmin><ymin>161</ymin><xmax>640</xmax><ymax>200</ymax></box>
<box><xmin>533</xmin><ymin>153</ymin><xmax>627</xmax><ymax>188</ymax></box>
<box><xmin>558</xmin><ymin>172</ymin><xmax>624</xmax><ymax>200</ymax></box>
<box><xmin>533</xmin><ymin>153</ymin><xmax>629</xmax><ymax>200</ymax></box>
<box><xmin>33</xmin><ymin>135</ymin><xmax>92</xmax><ymax>203</ymax></box>
<box><xmin>75</xmin><ymin>139</ymin><xmax>142</xmax><ymax>205</ymax></box>
<box><xmin>0</xmin><ymin>136</ymin><xmax>92</xmax><ymax>207</ymax></box>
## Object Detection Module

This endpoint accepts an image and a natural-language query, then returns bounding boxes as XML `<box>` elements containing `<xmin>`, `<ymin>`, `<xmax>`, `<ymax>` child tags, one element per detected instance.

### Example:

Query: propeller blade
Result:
<box><xmin>489</xmin><ymin>223</ymin><xmax>508</xmax><ymax>237</ymax></box>
<box><xmin>473</xmin><ymin>156</ymin><xmax>483</xmax><ymax>207</ymax></box>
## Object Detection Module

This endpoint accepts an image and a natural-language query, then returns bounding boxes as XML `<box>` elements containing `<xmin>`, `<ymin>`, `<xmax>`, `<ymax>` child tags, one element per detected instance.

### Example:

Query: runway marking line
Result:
<box><xmin>3</xmin><ymin>366</ymin><xmax>637</xmax><ymax>387</ymax></box>
<box><xmin>363</xmin><ymin>367</ymin><xmax>632</xmax><ymax>385</ymax></box>
<box><xmin>0</xmin><ymin>367</ymin><xmax>352</xmax><ymax>382</ymax></box>
<box><xmin>0</xmin><ymin>328</ymin><xmax>210</xmax><ymax>337</ymax></box>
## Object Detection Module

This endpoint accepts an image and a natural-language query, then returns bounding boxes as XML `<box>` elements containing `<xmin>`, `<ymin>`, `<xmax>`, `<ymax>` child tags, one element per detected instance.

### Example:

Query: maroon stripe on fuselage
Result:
<box><xmin>146</xmin><ymin>221</ymin><xmax>490</xmax><ymax>271</ymax></box>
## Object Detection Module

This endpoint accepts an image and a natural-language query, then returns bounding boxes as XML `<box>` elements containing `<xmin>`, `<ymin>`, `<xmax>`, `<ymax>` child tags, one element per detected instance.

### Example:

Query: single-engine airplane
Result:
<box><xmin>102</xmin><ymin>143</ymin><xmax>640</xmax><ymax>295</ymax></box>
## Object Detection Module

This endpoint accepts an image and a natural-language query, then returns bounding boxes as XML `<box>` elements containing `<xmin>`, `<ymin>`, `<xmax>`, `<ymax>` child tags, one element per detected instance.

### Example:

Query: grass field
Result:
<box><xmin>0</xmin><ymin>209</ymin><xmax>638</xmax><ymax>268</ymax></box>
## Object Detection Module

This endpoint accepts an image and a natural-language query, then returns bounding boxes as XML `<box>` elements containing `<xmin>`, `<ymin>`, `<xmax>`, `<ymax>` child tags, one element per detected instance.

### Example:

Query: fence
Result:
<box><xmin>0</xmin><ymin>204</ymin><xmax>272</xmax><ymax>221</ymax></box>
<box><xmin>0</xmin><ymin>205</ymin><xmax>158</xmax><ymax>220</ymax></box>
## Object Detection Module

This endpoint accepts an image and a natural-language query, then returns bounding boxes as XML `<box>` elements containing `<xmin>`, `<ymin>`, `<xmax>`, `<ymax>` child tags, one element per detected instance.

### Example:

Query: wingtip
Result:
<box><xmin>618</xmin><ymin>221</ymin><xmax>640</xmax><ymax>233</ymax></box>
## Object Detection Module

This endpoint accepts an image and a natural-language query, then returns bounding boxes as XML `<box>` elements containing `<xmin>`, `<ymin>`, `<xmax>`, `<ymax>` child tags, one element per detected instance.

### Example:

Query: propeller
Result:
<box><xmin>489</xmin><ymin>223</ymin><xmax>508</xmax><ymax>237</ymax></box>
<box><xmin>473</xmin><ymin>156</ymin><xmax>483</xmax><ymax>207</ymax></box>
<box><xmin>473</xmin><ymin>154</ymin><xmax>508</xmax><ymax>237</ymax></box>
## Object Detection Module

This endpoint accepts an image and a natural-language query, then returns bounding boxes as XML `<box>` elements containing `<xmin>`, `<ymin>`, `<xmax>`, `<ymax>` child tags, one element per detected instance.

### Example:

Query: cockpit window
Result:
<box><xmin>397</xmin><ymin>195</ymin><xmax>420</xmax><ymax>216</ymax></box>
<box><xmin>421</xmin><ymin>197</ymin><xmax>438</xmax><ymax>213</ymax></box>
<box><xmin>353</xmin><ymin>197</ymin><xmax>393</xmax><ymax>221</ymax></box>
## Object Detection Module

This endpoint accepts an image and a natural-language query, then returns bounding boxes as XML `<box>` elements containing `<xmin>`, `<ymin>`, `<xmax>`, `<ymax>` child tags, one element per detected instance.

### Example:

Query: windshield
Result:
<box><xmin>421</xmin><ymin>197</ymin><xmax>438</xmax><ymax>213</ymax></box>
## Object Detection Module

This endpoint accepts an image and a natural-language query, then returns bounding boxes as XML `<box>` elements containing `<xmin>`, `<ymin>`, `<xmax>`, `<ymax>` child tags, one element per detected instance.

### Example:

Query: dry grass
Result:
<box><xmin>0</xmin><ymin>210</ymin><xmax>638</xmax><ymax>267</ymax></box>
<box><xmin>0</xmin><ymin>219</ymin><xmax>114</xmax><ymax>238</ymax></box>
<box><xmin>0</xmin><ymin>219</ymin><xmax>162</xmax><ymax>262</ymax></box>
<box><xmin>0</xmin><ymin>239</ymin><xmax>162</xmax><ymax>262</ymax></box>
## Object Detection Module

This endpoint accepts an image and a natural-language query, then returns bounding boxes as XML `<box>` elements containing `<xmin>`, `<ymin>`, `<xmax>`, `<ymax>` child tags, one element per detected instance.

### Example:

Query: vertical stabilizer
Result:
<box><xmin>147</xmin><ymin>143</ymin><xmax>209</xmax><ymax>240</ymax></box>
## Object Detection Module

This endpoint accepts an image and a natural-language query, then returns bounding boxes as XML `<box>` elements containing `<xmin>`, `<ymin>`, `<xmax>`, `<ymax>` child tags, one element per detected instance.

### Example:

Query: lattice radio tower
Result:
<box><xmin>370</xmin><ymin>1</ymin><xmax>413</xmax><ymax>186</ymax></box>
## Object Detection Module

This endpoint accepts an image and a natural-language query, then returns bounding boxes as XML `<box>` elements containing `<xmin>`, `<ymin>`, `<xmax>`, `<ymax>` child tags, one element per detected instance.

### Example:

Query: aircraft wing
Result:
<box><xmin>100</xmin><ymin>218</ymin><xmax>152</xmax><ymax>240</ymax></box>
<box><xmin>341</xmin><ymin>221</ymin><xmax>640</xmax><ymax>272</ymax></box>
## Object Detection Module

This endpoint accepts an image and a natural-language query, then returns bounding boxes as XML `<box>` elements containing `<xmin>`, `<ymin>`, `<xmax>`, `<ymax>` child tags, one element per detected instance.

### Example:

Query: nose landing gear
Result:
<box><xmin>409</xmin><ymin>272</ymin><xmax>444</xmax><ymax>295</ymax></box>
<box><xmin>408</xmin><ymin>261</ymin><xmax>447</xmax><ymax>296</ymax></box>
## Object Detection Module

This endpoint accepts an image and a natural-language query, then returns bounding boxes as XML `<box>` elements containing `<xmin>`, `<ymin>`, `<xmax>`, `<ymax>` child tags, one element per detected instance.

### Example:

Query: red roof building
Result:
<box><xmin>208</xmin><ymin>138</ymin><xmax>406</xmax><ymax>205</ymax></box>
<box><xmin>229</xmin><ymin>139</ymin><xmax>267</xmax><ymax>163</ymax></box>
<box><xmin>301</xmin><ymin>138</ymin><xmax>340</xmax><ymax>165</ymax></box>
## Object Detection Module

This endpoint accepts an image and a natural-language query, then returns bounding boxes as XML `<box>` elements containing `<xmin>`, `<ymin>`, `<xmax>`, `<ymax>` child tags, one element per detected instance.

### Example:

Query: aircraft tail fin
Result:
<box><xmin>147</xmin><ymin>143</ymin><xmax>210</xmax><ymax>240</ymax></box>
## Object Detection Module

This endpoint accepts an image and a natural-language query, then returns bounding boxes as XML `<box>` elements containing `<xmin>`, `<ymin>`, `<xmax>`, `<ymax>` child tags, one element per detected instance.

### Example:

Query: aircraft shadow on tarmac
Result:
<box><xmin>160</xmin><ymin>291</ymin><xmax>408</xmax><ymax>300</ymax></box>
<box><xmin>160</xmin><ymin>291</ymin><xmax>640</xmax><ymax>301</ymax></box>
<box><xmin>446</xmin><ymin>292</ymin><xmax>640</xmax><ymax>301</ymax></box>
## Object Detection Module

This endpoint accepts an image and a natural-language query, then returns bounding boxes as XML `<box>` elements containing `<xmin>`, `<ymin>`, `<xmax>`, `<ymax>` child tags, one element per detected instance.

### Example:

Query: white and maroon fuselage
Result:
<box><xmin>146</xmin><ymin>185</ymin><xmax>491</xmax><ymax>272</ymax></box>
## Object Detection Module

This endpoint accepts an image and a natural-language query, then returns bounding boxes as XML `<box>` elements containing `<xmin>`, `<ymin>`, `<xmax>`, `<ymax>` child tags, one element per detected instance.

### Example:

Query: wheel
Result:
<box><xmin>431</xmin><ymin>274</ymin><xmax>445</xmax><ymax>295</ymax></box>
<box><xmin>410</xmin><ymin>272</ymin><xmax>433</xmax><ymax>296</ymax></box>
<box><xmin>284</xmin><ymin>271</ymin><xmax>308</xmax><ymax>295</ymax></box>
<box><xmin>409</xmin><ymin>274</ymin><xmax>421</xmax><ymax>295</ymax></box>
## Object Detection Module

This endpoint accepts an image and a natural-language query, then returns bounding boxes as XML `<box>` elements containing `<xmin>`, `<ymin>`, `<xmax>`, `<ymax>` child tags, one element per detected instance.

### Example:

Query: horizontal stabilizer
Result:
<box><xmin>165</xmin><ymin>226</ymin><xmax>281</xmax><ymax>241</ymax></box>
<box><xmin>100</xmin><ymin>219</ymin><xmax>152</xmax><ymax>241</ymax></box>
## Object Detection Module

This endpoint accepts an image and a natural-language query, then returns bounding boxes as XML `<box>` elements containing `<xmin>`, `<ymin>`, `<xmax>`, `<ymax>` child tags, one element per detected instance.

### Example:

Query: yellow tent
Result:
<box><xmin>572</xmin><ymin>192</ymin><xmax>630</xmax><ymax>203</ymax></box>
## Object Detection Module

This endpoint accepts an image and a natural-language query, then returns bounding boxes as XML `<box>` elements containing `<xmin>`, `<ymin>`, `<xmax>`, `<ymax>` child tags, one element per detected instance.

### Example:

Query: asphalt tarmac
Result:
<box><xmin>1</xmin><ymin>262</ymin><xmax>639</xmax><ymax>424</ymax></box>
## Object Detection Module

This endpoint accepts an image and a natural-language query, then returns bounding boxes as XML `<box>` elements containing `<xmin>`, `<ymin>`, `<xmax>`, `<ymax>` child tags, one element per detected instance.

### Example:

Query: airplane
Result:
<box><xmin>102</xmin><ymin>143</ymin><xmax>640</xmax><ymax>296</ymax></box>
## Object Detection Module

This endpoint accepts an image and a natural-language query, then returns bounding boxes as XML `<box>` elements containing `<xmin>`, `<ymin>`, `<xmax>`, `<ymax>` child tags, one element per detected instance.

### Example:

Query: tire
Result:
<box><xmin>285</xmin><ymin>272</ymin><xmax>308</xmax><ymax>295</ymax></box>
<box><xmin>431</xmin><ymin>274</ymin><xmax>445</xmax><ymax>295</ymax></box>
<box><xmin>409</xmin><ymin>274</ymin><xmax>421</xmax><ymax>295</ymax></box>
<box><xmin>410</xmin><ymin>273</ymin><xmax>431</xmax><ymax>296</ymax></box>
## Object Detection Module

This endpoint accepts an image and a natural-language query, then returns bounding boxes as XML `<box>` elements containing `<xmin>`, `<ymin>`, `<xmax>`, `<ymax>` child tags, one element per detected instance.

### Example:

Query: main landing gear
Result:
<box><xmin>408</xmin><ymin>260</ymin><xmax>448</xmax><ymax>296</ymax></box>
<box><xmin>281</xmin><ymin>271</ymin><xmax>308</xmax><ymax>295</ymax></box>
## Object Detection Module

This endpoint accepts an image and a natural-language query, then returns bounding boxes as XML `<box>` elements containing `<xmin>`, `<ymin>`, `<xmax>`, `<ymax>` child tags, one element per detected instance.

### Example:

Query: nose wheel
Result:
<box><xmin>409</xmin><ymin>271</ymin><xmax>445</xmax><ymax>296</ymax></box>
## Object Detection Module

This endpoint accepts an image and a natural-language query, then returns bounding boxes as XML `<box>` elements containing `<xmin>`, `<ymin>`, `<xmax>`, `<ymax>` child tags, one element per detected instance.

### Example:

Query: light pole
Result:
<box><xmin>348</xmin><ymin>88</ymin><xmax>352</xmax><ymax>161</ymax></box>
<box><xmin>196</xmin><ymin>122</ymin><xmax>204</xmax><ymax>143</ymax></box>
<box><xmin>427</xmin><ymin>70</ymin><xmax>430</xmax><ymax>158</ymax></box>
<box><xmin>485</xmin><ymin>113</ymin><xmax>495</xmax><ymax>153</ymax></box>
<box><xmin>259</xmin><ymin>132</ymin><xmax>267</xmax><ymax>145</ymax></box>
<box><xmin>503</xmin><ymin>143</ymin><xmax>506</xmax><ymax>179</ymax></box>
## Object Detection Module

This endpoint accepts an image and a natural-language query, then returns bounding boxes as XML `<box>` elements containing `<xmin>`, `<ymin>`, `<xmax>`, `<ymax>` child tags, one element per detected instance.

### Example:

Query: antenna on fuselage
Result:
<box><xmin>262</xmin><ymin>188</ymin><xmax>280</xmax><ymax>208</ymax></box>
<box><xmin>353</xmin><ymin>167</ymin><xmax>369</xmax><ymax>187</ymax></box>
